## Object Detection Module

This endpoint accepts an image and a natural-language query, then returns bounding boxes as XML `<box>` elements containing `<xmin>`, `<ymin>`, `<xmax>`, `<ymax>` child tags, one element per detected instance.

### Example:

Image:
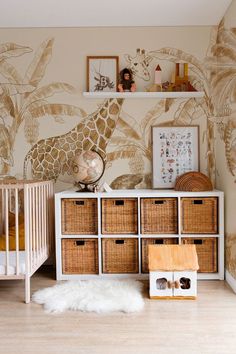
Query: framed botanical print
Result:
<box><xmin>87</xmin><ymin>56</ymin><xmax>119</xmax><ymax>92</ymax></box>
<box><xmin>152</xmin><ymin>125</ymin><xmax>199</xmax><ymax>188</ymax></box>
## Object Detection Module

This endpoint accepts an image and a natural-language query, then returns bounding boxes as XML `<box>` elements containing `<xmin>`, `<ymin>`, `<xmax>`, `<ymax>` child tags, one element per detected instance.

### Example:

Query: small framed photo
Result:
<box><xmin>87</xmin><ymin>56</ymin><xmax>119</xmax><ymax>92</ymax></box>
<box><xmin>152</xmin><ymin>125</ymin><xmax>199</xmax><ymax>189</ymax></box>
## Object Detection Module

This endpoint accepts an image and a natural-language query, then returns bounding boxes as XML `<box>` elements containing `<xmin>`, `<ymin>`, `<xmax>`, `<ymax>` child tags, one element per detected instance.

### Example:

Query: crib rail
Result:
<box><xmin>0</xmin><ymin>180</ymin><xmax>54</xmax><ymax>278</ymax></box>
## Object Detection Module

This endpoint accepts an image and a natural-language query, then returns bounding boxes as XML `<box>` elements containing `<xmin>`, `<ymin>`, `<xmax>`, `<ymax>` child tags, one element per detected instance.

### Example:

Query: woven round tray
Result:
<box><xmin>175</xmin><ymin>171</ymin><xmax>213</xmax><ymax>191</ymax></box>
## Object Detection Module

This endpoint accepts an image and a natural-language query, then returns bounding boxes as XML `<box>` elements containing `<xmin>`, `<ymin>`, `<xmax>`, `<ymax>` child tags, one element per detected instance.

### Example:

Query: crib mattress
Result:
<box><xmin>0</xmin><ymin>251</ymin><xmax>26</xmax><ymax>275</ymax></box>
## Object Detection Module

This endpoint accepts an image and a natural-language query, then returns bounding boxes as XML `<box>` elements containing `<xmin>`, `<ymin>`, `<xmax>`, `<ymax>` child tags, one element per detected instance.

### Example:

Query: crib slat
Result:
<box><xmin>38</xmin><ymin>185</ymin><xmax>41</xmax><ymax>259</ymax></box>
<box><xmin>15</xmin><ymin>188</ymin><xmax>20</xmax><ymax>275</ymax></box>
<box><xmin>0</xmin><ymin>189</ymin><xmax>3</xmax><ymax>235</ymax></box>
<box><xmin>33</xmin><ymin>188</ymin><xmax>39</xmax><ymax>264</ymax></box>
<box><xmin>36</xmin><ymin>185</ymin><xmax>42</xmax><ymax>262</ymax></box>
<box><xmin>49</xmin><ymin>182</ymin><xmax>54</xmax><ymax>255</ymax></box>
<box><xmin>42</xmin><ymin>186</ymin><xmax>46</xmax><ymax>256</ymax></box>
<box><xmin>28</xmin><ymin>187</ymin><xmax>32</xmax><ymax>274</ymax></box>
<box><xmin>5</xmin><ymin>189</ymin><xmax>9</xmax><ymax>275</ymax></box>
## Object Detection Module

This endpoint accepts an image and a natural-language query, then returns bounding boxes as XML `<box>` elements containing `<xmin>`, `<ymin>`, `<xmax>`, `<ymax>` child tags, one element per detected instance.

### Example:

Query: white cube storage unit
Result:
<box><xmin>55</xmin><ymin>189</ymin><xmax>224</xmax><ymax>280</ymax></box>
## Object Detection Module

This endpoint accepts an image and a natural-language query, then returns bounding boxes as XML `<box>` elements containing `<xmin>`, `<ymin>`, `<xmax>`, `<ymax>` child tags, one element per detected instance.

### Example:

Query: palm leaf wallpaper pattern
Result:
<box><xmin>0</xmin><ymin>38</ymin><xmax>84</xmax><ymax>175</ymax></box>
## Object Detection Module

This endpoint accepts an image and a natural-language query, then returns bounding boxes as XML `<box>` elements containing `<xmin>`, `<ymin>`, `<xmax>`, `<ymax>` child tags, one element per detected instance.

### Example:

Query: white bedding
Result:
<box><xmin>0</xmin><ymin>251</ymin><xmax>26</xmax><ymax>275</ymax></box>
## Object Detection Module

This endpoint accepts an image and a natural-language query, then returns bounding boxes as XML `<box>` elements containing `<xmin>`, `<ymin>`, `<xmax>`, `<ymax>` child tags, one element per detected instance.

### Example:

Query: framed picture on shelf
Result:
<box><xmin>87</xmin><ymin>56</ymin><xmax>119</xmax><ymax>92</ymax></box>
<box><xmin>152</xmin><ymin>125</ymin><xmax>199</xmax><ymax>188</ymax></box>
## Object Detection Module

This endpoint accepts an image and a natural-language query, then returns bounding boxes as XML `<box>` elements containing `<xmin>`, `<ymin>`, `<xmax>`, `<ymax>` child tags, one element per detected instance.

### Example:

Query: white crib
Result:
<box><xmin>0</xmin><ymin>179</ymin><xmax>54</xmax><ymax>303</ymax></box>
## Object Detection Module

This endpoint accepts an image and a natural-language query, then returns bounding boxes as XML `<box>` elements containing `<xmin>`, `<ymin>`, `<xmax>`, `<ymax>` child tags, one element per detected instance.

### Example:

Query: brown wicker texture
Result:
<box><xmin>181</xmin><ymin>237</ymin><xmax>218</xmax><ymax>273</ymax></box>
<box><xmin>141</xmin><ymin>238</ymin><xmax>179</xmax><ymax>273</ymax></box>
<box><xmin>102</xmin><ymin>238</ymin><xmax>139</xmax><ymax>273</ymax></box>
<box><xmin>101</xmin><ymin>198</ymin><xmax>138</xmax><ymax>234</ymax></box>
<box><xmin>175</xmin><ymin>171</ymin><xmax>213</xmax><ymax>192</ymax></box>
<box><xmin>181</xmin><ymin>197</ymin><xmax>218</xmax><ymax>234</ymax></box>
<box><xmin>141</xmin><ymin>198</ymin><xmax>178</xmax><ymax>234</ymax></box>
<box><xmin>62</xmin><ymin>238</ymin><xmax>98</xmax><ymax>274</ymax></box>
<box><xmin>61</xmin><ymin>198</ymin><xmax>98</xmax><ymax>235</ymax></box>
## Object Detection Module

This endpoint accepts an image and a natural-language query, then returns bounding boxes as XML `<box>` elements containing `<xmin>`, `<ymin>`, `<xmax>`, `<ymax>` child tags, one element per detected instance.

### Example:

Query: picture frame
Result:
<box><xmin>152</xmin><ymin>125</ymin><xmax>199</xmax><ymax>189</ymax></box>
<box><xmin>87</xmin><ymin>56</ymin><xmax>119</xmax><ymax>92</ymax></box>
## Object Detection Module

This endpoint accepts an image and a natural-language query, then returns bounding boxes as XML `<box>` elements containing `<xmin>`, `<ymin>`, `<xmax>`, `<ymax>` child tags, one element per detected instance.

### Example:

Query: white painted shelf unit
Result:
<box><xmin>82</xmin><ymin>91</ymin><xmax>205</xmax><ymax>99</ymax></box>
<box><xmin>55</xmin><ymin>189</ymin><xmax>224</xmax><ymax>281</ymax></box>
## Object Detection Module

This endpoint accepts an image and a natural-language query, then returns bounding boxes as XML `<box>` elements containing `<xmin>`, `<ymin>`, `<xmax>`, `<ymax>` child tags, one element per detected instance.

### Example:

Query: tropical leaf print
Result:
<box><xmin>24</xmin><ymin>38</ymin><xmax>54</xmax><ymax>86</ymax></box>
<box><xmin>0</xmin><ymin>43</ymin><xmax>32</xmax><ymax>59</ymax></box>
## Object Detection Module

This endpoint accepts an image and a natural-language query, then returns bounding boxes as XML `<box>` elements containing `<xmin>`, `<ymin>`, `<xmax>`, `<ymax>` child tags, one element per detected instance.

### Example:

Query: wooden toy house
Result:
<box><xmin>149</xmin><ymin>245</ymin><xmax>199</xmax><ymax>299</ymax></box>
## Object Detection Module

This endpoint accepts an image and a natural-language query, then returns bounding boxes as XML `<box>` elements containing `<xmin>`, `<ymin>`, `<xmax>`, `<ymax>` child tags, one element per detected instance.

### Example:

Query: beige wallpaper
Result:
<box><xmin>0</xmin><ymin>20</ymin><xmax>236</xmax><ymax>279</ymax></box>
<box><xmin>216</xmin><ymin>0</ymin><xmax>236</xmax><ymax>279</ymax></box>
<box><xmin>0</xmin><ymin>26</ymin><xmax>211</xmax><ymax>189</ymax></box>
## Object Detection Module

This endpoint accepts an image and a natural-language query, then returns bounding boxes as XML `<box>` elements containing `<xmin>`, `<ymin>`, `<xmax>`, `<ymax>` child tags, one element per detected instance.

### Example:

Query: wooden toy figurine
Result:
<box><xmin>118</xmin><ymin>68</ymin><xmax>136</xmax><ymax>92</ymax></box>
<box><xmin>154</xmin><ymin>64</ymin><xmax>162</xmax><ymax>91</ymax></box>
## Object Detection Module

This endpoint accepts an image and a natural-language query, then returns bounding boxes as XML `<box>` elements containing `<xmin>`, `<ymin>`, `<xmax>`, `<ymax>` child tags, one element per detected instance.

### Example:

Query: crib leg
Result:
<box><xmin>25</xmin><ymin>276</ymin><xmax>31</xmax><ymax>304</ymax></box>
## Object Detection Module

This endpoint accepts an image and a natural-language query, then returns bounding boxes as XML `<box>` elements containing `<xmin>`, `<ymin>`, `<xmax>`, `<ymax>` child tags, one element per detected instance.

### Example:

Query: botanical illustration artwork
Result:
<box><xmin>0</xmin><ymin>38</ymin><xmax>85</xmax><ymax>176</ymax></box>
<box><xmin>152</xmin><ymin>126</ymin><xmax>199</xmax><ymax>188</ymax></box>
<box><xmin>87</xmin><ymin>56</ymin><xmax>118</xmax><ymax>92</ymax></box>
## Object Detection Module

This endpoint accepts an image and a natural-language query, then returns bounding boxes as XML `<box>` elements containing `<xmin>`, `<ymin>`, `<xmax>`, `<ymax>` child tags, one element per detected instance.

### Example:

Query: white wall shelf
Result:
<box><xmin>55</xmin><ymin>189</ymin><xmax>224</xmax><ymax>281</ymax></box>
<box><xmin>83</xmin><ymin>91</ymin><xmax>205</xmax><ymax>99</ymax></box>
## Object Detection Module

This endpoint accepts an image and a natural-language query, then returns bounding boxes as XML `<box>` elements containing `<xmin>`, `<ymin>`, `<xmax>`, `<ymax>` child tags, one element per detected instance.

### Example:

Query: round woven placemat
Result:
<box><xmin>175</xmin><ymin>171</ymin><xmax>213</xmax><ymax>191</ymax></box>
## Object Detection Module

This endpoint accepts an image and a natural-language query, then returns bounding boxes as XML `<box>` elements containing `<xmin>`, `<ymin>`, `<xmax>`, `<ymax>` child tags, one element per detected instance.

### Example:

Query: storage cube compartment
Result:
<box><xmin>61</xmin><ymin>238</ymin><xmax>98</xmax><ymax>274</ymax></box>
<box><xmin>141</xmin><ymin>238</ymin><xmax>178</xmax><ymax>273</ymax></box>
<box><xmin>102</xmin><ymin>238</ymin><xmax>139</xmax><ymax>273</ymax></box>
<box><xmin>141</xmin><ymin>198</ymin><xmax>178</xmax><ymax>234</ymax></box>
<box><xmin>181</xmin><ymin>237</ymin><xmax>218</xmax><ymax>273</ymax></box>
<box><xmin>181</xmin><ymin>197</ymin><xmax>218</xmax><ymax>234</ymax></box>
<box><xmin>101</xmin><ymin>198</ymin><xmax>138</xmax><ymax>234</ymax></box>
<box><xmin>61</xmin><ymin>198</ymin><xmax>98</xmax><ymax>235</ymax></box>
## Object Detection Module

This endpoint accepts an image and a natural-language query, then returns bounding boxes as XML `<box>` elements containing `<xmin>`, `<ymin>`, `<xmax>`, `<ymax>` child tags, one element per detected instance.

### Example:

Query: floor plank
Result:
<box><xmin>0</xmin><ymin>267</ymin><xmax>236</xmax><ymax>354</ymax></box>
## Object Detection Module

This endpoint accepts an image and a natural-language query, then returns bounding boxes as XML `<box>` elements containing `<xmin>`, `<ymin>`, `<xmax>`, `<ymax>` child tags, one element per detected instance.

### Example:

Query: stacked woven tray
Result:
<box><xmin>175</xmin><ymin>171</ymin><xmax>213</xmax><ymax>191</ymax></box>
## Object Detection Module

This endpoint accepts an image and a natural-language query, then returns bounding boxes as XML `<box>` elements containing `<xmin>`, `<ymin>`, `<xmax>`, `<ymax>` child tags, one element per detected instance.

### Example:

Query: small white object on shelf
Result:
<box><xmin>83</xmin><ymin>91</ymin><xmax>204</xmax><ymax>99</ymax></box>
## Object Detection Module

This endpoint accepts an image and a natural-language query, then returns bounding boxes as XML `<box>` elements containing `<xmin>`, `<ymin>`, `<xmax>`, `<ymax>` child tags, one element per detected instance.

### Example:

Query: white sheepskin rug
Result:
<box><xmin>32</xmin><ymin>279</ymin><xmax>144</xmax><ymax>314</ymax></box>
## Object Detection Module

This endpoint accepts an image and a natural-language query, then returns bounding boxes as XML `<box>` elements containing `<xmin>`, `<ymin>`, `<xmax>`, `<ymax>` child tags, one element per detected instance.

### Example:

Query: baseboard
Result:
<box><xmin>225</xmin><ymin>270</ymin><xmax>236</xmax><ymax>293</ymax></box>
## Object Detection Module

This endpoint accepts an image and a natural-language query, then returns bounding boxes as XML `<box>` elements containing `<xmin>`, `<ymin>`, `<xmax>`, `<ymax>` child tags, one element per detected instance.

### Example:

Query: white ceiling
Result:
<box><xmin>0</xmin><ymin>0</ymin><xmax>232</xmax><ymax>28</ymax></box>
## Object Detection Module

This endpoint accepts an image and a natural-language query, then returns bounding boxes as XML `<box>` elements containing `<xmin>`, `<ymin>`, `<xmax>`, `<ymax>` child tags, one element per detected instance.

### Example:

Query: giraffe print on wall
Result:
<box><xmin>24</xmin><ymin>98</ymin><xmax>124</xmax><ymax>181</ymax></box>
<box><xmin>124</xmin><ymin>48</ymin><xmax>153</xmax><ymax>81</ymax></box>
<box><xmin>0</xmin><ymin>38</ymin><xmax>85</xmax><ymax>176</ymax></box>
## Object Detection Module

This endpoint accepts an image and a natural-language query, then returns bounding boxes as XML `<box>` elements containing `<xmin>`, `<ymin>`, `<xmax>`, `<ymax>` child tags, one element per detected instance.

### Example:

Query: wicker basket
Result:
<box><xmin>141</xmin><ymin>198</ymin><xmax>178</xmax><ymax>234</ymax></box>
<box><xmin>175</xmin><ymin>171</ymin><xmax>213</xmax><ymax>191</ymax></box>
<box><xmin>141</xmin><ymin>238</ymin><xmax>179</xmax><ymax>273</ymax></box>
<box><xmin>101</xmin><ymin>198</ymin><xmax>138</xmax><ymax>234</ymax></box>
<box><xmin>182</xmin><ymin>237</ymin><xmax>218</xmax><ymax>273</ymax></box>
<box><xmin>102</xmin><ymin>238</ymin><xmax>139</xmax><ymax>273</ymax></box>
<box><xmin>181</xmin><ymin>197</ymin><xmax>218</xmax><ymax>234</ymax></box>
<box><xmin>61</xmin><ymin>198</ymin><xmax>98</xmax><ymax>235</ymax></box>
<box><xmin>62</xmin><ymin>238</ymin><xmax>98</xmax><ymax>274</ymax></box>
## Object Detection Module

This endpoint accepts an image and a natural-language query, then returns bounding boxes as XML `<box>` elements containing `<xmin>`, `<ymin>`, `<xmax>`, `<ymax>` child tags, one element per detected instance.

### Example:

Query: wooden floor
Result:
<box><xmin>1</xmin><ymin>268</ymin><xmax>236</xmax><ymax>354</ymax></box>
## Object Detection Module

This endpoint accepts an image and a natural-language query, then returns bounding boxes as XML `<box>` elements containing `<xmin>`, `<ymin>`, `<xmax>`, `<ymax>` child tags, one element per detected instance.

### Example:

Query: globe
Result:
<box><xmin>71</xmin><ymin>150</ymin><xmax>105</xmax><ymax>191</ymax></box>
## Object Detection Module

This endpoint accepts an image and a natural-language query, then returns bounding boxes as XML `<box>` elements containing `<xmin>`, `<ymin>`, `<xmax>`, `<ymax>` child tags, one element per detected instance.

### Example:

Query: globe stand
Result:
<box><xmin>76</xmin><ymin>183</ymin><xmax>92</xmax><ymax>193</ymax></box>
<box><xmin>75</xmin><ymin>182</ymin><xmax>97</xmax><ymax>193</ymax></box>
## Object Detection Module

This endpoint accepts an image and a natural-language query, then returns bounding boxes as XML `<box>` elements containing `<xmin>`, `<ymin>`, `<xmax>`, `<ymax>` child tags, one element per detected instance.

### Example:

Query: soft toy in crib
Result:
<box><xmin>0</xmin><ymin>212</ymin><xmax>25</xmax><ymax>250</ymax></box>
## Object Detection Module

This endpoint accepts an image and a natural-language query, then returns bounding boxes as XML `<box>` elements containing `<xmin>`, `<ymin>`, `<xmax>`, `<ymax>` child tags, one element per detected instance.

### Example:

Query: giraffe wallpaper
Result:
<box><xmin>0</xmin><ymin>2</ymin><xmax>236</xmax><ymax>280</ymax></box>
